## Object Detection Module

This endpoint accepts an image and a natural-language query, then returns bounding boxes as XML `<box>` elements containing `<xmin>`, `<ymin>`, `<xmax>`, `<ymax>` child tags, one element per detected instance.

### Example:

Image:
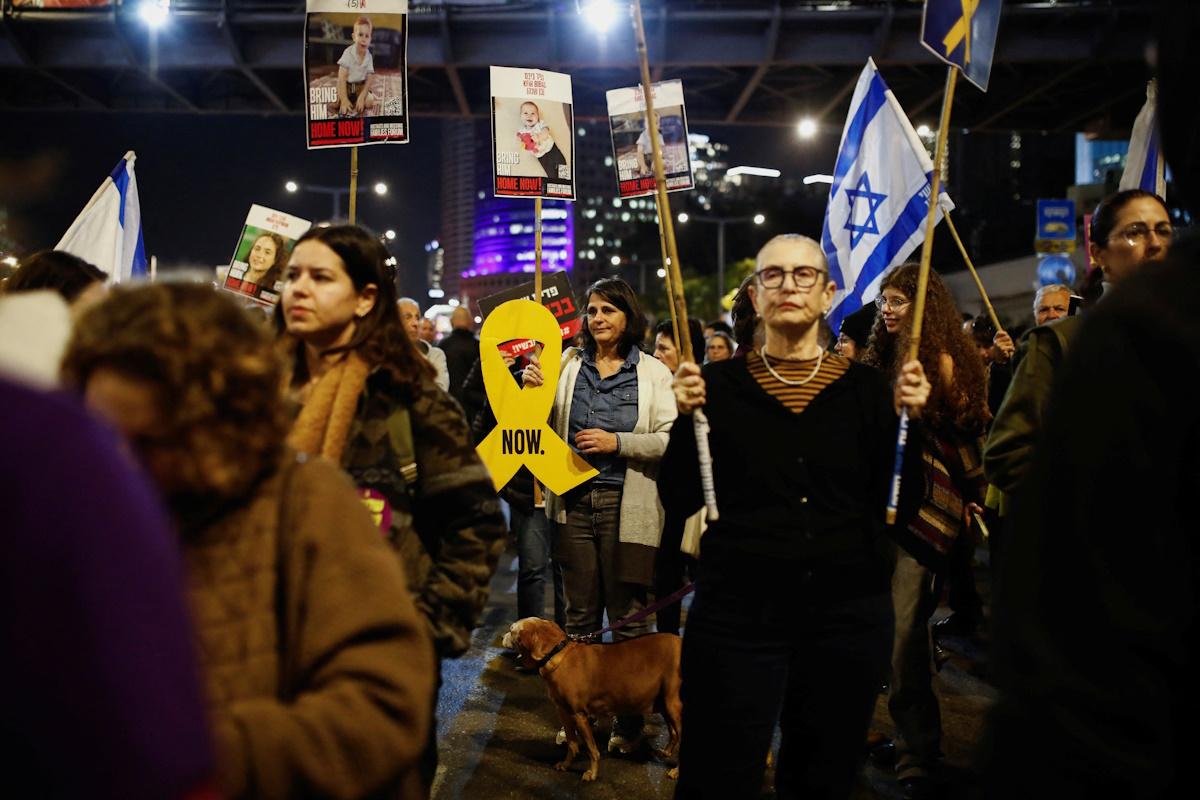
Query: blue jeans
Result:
<box><xmin>675</xmin><ymin>571</ymin><xmax>893</xmax><ymax>800</ymax></box>
<box><xmin>510</xmin><ymin>503</ymin><xmax>565</xmax><ymax>625</ymax></box>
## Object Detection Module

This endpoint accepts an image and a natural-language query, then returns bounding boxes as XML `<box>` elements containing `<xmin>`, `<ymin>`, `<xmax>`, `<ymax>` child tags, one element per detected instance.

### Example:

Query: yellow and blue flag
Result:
<box><xmin>920</xmin><ymin>0</ymin><xmax>1002</xmax><ymax>92</ymax></box>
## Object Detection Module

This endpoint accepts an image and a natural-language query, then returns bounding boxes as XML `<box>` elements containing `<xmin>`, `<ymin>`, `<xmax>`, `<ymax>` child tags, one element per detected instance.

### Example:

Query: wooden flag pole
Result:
<box><xmin>535</xmin><ymin>196</ymin><xmax>544</xmax><ymax>299</ymax></box>
<box><xmin>942</xmin><ymin>209</ymin><xmax>1001</xmax><ymax>332</ymax></box>
<box><xmin>886</xmin><ymin>65</ymin><xmax>957</xmax><ymax>525</ymax></box>
<box><xmin>632</xmin><ymin>0</ymin><xmax>719</xmax><ymax>520</ymax></box>
<box><xmin>655</xmin><ymin>193</ymin><xmax>680</xmax><ymax>342</ymax></box>
<box><xmin>349</xmin><ymin>147</ymin><xmax>359</xmax><ymax>224</ymax></box>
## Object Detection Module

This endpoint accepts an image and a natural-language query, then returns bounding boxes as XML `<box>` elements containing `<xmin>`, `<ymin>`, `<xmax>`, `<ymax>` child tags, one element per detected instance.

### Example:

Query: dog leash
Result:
<box><xmin>571</xmin><ymin>582</ymin><xmax>696</xmax><ymax>644</ymax></box>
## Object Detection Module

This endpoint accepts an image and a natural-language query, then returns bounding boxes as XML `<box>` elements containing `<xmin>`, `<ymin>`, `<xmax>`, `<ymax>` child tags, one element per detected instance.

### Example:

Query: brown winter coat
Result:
<box><xmin>184</xmin><ymin>450</ymin><xmax>435</xmax><ymax>799</ymax></box>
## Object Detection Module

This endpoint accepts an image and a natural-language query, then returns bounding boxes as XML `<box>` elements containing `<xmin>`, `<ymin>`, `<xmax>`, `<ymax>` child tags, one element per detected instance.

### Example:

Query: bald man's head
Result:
<box><xmin>450</xmin><ymin>306</ymin><xmax>471</xmax><ymax>330</ymax></box>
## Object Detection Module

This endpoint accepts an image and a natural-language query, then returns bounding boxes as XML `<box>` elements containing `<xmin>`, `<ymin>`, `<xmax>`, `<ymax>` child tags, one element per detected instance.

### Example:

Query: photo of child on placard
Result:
<box><xmin>221</xmin><ymin>206</ymin><xmax>311</xmax><ymax>306</ymax></box>
<box><xmin>305</xmin><ymin>0</ymin><xmax>408</xmax><ymax>149</ymax></box>
<box><xmin>607</xmin><ymin>79</ymin><xmax>694</xmax><ymax>199</ymax></box>
<box><xmin>490</xmin><ymin>66</ymin><xmax>575</xmax><ymax>199</ymax></box>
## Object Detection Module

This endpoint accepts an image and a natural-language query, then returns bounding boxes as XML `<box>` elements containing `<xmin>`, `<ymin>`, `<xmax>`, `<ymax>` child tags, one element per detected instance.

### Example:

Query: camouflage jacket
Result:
<box><xmin>342</xmin><ymin>369</ymin><xmax>506</xmax><ymax>659</ymax></box>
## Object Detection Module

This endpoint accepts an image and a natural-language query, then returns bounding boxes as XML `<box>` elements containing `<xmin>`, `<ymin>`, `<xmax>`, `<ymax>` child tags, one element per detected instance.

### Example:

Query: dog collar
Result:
<box><xmin>534</xmin><ymin>637</ymin><xmax>572</xmax><ymax>670</ymax></box>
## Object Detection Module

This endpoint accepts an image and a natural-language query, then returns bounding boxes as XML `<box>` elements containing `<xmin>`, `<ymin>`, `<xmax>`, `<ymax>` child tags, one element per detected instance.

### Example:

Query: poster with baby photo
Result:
<box><xmin>221</xmin><ymin>205</ymin><xmax>312</xmax><ymax>306</ymax></box>
<box><xmin>304</xmin><ymin>0</ymin><xmax>409</xmax><ymax>149</ymax></box>
<box><xmin>490</xmin><ymin>66</ymin><xmax>575</xmax><ymax>200</ymax></box>
<box><xmin>606</xmin><ymin>79</ymin><xmax>694</xmax><ymax>199</ymax></box>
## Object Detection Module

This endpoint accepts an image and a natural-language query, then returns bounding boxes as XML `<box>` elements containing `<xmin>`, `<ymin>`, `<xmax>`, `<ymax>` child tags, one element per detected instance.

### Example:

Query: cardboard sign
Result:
<box><xmin>475</xmin><ymin>300</ymin><xmax>597</xmax><ymax>494</ymax></box>
<box><xmin>477</xmin><ymin>270</ymin><xmax>581</xmax><ymax>357</ymax></box>
<box><xmin>606</xmin><ymin>79</ymin><xmax>695</xmax><ymax>199</ymax></box>
<box><xmin>305</xmin><ymin>0</ymin><xmax>409</xmax><ymax>149</ymax></box>
<box><xmin>220</xmin><ymin>205</ymin><xmax>311</xmax><ymax>306</ymax></box>
<box><xmin>490</xmin><ymin>66</ymin><xmax>576</xmax><ymax>200</ymax></box>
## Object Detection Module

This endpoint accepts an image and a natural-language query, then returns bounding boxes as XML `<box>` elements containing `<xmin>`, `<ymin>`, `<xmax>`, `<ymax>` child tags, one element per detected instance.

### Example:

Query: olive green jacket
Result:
<box><xmin>984</xmin><ymin>315</ymin><xmax>1082</xmax><ymax>496</ymax></box>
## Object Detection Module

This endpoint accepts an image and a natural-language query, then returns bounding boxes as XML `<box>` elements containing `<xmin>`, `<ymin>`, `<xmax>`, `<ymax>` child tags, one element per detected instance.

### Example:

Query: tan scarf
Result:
<box><xmin>286</xmin><ymin>348</ymin><xmax>372</xmax><ymax>466</ymax></box>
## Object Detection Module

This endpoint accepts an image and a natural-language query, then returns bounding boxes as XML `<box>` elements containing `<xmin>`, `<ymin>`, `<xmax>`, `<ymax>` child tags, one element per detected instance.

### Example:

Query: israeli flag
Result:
<box><xmin>56</xmin><ymin>151</ymin><xmax>147</xmax><ymax>284</ymax></box>
<box><xmin>821</xmin><ymin>59</ymin><xmax>954</xmax><ymax>334</ymax></box>
<box><xmin>1119</xmin><ymin>80</ymin><xmax>1165</xmax><ymax>198</ymax></box>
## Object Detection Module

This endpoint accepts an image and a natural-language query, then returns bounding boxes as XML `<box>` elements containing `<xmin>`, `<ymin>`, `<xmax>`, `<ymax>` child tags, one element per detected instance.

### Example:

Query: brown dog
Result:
<box><xmin>502</xmin><ymin>617</ymin><xmax>682</xmax><ymax>782</ymax></box>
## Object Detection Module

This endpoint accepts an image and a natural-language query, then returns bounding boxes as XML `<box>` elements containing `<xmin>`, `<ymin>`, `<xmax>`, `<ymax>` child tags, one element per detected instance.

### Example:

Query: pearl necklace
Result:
<box><xmin>760</xmin><ymin>347</ymin><xmax>824</xmax><ymax>386</ymax></box>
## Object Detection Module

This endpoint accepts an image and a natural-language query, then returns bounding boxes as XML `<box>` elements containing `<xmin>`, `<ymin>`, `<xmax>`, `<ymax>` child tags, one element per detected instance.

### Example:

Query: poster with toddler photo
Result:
<box><xmin>606</xmin><ymin>79</ymin><xmax>694</xmax><ymax>199</ymax></box>
<box><xmin>221</xmin><ymin>205</ymin><xmax>312</xmax><ymax>306</ymax></box>
<box><xmin>304</xmin><ymin>0</ymin><xmax>409</xmax><ymax>149</ymax></box>
<box><xmin>490</xmin><ymin>66</ymin><xmax>575</xmax><ymax>200</ymax></box>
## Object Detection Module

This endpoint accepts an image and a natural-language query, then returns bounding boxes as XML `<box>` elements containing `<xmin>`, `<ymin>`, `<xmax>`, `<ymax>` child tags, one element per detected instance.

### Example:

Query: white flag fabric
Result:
<box><xmin>821</xmin><ymin>59</ymin><xmax>954</xmax><ymax>334</ymax></box>
<box><xmin>56</xmin><ymin>151</ymin><xmax>147</xmax><ymax>284</ymax></box>
<box><xmin>1119</xmin><ymin>80</ymin><xmax>1165</xmax><ymax>198</ymax></box>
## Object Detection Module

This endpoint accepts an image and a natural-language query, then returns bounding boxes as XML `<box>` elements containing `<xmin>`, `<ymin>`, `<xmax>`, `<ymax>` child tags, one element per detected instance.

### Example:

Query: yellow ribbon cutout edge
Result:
<box><xmin>475</xmin><ymin>299</ymin><xmax>598</xmax><ymax>495</ymax></box>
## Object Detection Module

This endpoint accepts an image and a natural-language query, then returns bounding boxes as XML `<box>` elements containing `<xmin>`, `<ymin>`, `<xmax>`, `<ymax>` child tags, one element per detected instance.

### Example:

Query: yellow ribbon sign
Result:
<box><xmin>475</xmin><ymin>299</ymin><xmax>598</xmax><ymax>494</ymax></box>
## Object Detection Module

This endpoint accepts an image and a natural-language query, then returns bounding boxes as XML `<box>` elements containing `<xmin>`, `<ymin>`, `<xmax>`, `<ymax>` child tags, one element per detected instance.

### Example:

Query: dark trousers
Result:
<box><xmin>553</xmin><ymin>486</ymin><xmax>647</xmax><ymax>643</ymax></box>
<box><xmin>555</xmin><ymin>485</ymin><xmax>647</xmax><ymax>735</ymax></box>
<box><xmin>945</xmin><ymin>534</ymin><xmax>983</xmax><ymax>621</ymax></box>
<box><xmin>675</xmin><ymin>572</ymin><xmax>893</xmax><ymax>800</ymax></box>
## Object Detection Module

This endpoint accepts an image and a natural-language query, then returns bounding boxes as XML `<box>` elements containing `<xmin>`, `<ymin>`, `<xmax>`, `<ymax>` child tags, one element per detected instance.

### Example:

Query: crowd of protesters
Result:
<box><xmin>0</xmin><ymin>178</ymin><xmax>1191</xmax><ymax>799</ymax></box>
<box><xmin>4</xmin><ymin>22</ymin><xmax>1199</xmax><ymax>793</ymax></box>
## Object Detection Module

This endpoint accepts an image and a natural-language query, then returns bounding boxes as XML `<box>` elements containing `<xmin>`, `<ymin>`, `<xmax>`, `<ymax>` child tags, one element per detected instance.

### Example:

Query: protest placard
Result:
<box><xmin>220</xmin><ymin>205</ymin><xmax>311</xmax><ymax>305</ymax></box>
<box><xmin>477</xmin><ymin>270</ymin><xmax>581</xmax><ymax>359</ymax></box>
<box><xmin>490</xmin><ymin>66</ymin><xmax>575</xmax><ymax>200</ymax></box>
<box><xmin>305</xmin><ymin>0</ymin><xmax>409</xmax><ymax>149</ymax></box>
<box><xmin>606</xmin><ymin>79</ymin><xmax>694</xmax><ymax>199</ymax></box>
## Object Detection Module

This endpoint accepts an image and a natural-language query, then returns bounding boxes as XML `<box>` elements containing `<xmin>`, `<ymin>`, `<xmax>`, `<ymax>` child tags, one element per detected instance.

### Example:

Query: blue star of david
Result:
<box><xmin>843</xmin><ymin>173</ymin><xmax>888</xmax><ymax>249</ymax></box>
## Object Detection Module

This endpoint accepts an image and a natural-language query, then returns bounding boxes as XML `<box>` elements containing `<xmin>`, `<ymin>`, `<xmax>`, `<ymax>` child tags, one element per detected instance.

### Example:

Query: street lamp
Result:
<box><xmin>284</xmin><ymin>180</ymin><xmax>388</xmax><ymax>220</ymax></box>
<box><xmin>678</xmin><ymin>213</ymin><xmax>767</xmax><ymax>317</ymax></box>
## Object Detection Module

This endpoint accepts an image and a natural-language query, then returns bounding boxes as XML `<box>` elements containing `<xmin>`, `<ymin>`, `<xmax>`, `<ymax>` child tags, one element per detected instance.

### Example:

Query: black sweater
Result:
<box><xmin>659</xmin><ymin>356</ymin><xmax>925</xmax><ymax>598</ymax></box>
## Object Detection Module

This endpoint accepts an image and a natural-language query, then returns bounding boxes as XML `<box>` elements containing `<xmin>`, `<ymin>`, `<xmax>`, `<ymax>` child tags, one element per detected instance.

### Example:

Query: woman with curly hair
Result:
<box><xmin>861</xmin><ymin>262</ymin><xmax>989</xmax><ymax>798</ymax></box>
<box><xmin>62</xmin><ymin>283</ymin><xmax>435</xmax><ymax>799</ymax></box>
<box><xmin>521</xmin><ymin>276</ymin><xmax>677</xmax><ymax>752</ymax></box>
<box><xmin>242</xmin><ymin>231</ymin><xmax>290</xmax><ymax>288</ymax></box>
<box><xmin>273</xmin><ymin>224</ymin><xmax>506</xmax><ymax>788</ymax></box>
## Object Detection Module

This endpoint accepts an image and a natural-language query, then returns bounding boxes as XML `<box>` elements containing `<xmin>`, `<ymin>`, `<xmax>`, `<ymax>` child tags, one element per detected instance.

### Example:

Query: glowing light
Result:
<box><xmin>753</xmin><ymin>214</ymin><xmax>765</xmax><ymax>225</ymax></box>
<box><xmin>797</xmin><ymin>118</ymin><xmax>817</xmax><ymax>138</ymax></box>
<box><xmin>726</xmin><ymin>166</ymin><xmax>781</xmax><ymax>178</ymax></box>
<box><xmin>428</xmin><ymin>288</ymin><xmax>445</xmax><ymax>299</ymax></box>
<box><xmin>140</xmin><ymin>0</ymin><xmax>169</xmax><ymax>26</ymax></box>
<box><xmin>385</xmin><ymin>230</ymin><xmax>396</xmax><ymax>240</ymax></box>
<box><xmin>917</xmin><ymin>124</ymin><xmax>932</xmax><ymax>138</ymax></box>
<box><xmin>657</xmin><ymin>268</ymin><xmax>667</xmax><ymax>278</ymax></box>
<box><xmin>374</xmin><ymin>182</ymin><xmax>388</xmax><ymax>195</ymax></box>
<box><xmin>285</xmin><ymin>180</ymin><xmax>298</xmax><ymax>192</ymax></box>
<box><xmin>803</xmin><ymin>174</ymin><xmax>834</xmax><ymax>185</ymax></box>
<box><xmin>678</xmin><ymin>213</ymin><xmax>689</xmax><ymax>223</ymax></box>
<box><xmin>610</xmin><ymin>255</ymin><xmax>621</xmax><ymax>266</ymax></box>
<box><xmin>580</xmin><ymin>0</ymin><xmax>618</xmax><ymax>33</ymax></box>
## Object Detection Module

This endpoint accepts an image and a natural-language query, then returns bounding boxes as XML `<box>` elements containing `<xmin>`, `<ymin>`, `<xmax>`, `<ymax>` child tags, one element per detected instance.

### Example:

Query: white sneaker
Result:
<box><xmin>607</xmin><ymin>717</ymin><xmax>642</xmax><ymax>754</ymax></box>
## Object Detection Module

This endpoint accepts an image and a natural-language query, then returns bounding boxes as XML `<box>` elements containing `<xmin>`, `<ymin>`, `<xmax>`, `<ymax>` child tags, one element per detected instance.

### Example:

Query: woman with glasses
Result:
<box><xmin>662</xmin><ymin>234</ymin><xmax>932</xmax><ymax>799</ymax></box>
<box><xmin>1089</xmin><ymin>189</ymin><xmax>1172</xmax><ymax>286</ymax></box>
<box><xmin>861</xmin><ymin>263</ymin><xmax>991</xmax><ymax>798</ymax></box>
<box><xmin>522</xmin><ymin>276</ymin><xmax>677</xmax><ymax>753</ymax></box>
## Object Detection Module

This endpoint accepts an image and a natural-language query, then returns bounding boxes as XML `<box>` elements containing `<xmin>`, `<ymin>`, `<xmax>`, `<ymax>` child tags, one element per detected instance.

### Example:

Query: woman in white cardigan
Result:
<box><xmin>523</xmin><ymin>276</ymin><xmax>676</xmax><ymax>750</ymax></box>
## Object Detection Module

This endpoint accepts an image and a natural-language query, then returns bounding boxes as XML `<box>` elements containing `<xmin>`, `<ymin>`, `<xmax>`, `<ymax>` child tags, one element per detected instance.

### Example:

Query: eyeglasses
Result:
<box><xmin>1112</xmin><ymin>223</ymin><xmax>1173</xmax><ymax>247</ymax></box>
<box><xmin>874</xmin><ymin>295</ymin><xmax>911</xmax><ymax>312</ymax></box>
<box><xmin>754</xmin><ymin>266</ymin><xmax>827</xmax><ymax>290</ymax></box>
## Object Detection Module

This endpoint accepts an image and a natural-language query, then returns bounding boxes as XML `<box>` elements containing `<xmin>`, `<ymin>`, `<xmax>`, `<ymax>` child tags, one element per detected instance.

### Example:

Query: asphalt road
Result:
<box><xmin>431</xmin><ymin>545</ymin><xmax>995</xmax><ymax>799</ymax></box>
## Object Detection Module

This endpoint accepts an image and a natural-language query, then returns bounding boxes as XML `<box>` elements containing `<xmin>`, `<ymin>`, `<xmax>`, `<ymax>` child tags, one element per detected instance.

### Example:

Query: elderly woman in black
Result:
<box><xmin>662</xmin><ymin>234</ymin><xmax>931</xmax><ymax>799</ymax></box>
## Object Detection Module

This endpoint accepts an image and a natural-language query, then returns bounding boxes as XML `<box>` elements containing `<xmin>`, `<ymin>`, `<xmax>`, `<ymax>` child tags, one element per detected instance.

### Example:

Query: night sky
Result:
<box><xmin>0</xmin><ymin>111</ymin><xmax>843</xmax><ymax>292</ymax></box>
<box><xmin>0</xmin><ymin>111</ymin><xmax>442</xmax><ymax>292</ymax></box>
